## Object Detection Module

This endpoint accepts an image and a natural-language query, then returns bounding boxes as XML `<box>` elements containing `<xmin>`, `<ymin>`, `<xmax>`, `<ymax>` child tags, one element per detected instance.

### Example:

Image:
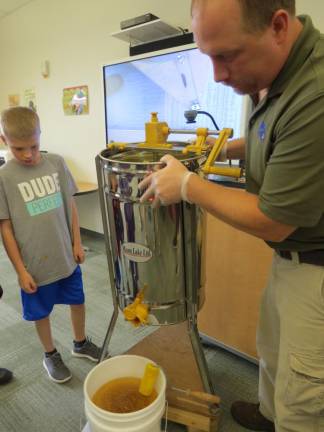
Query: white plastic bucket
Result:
<box><xmin>84</xmin><ymin>355</ymin><xmax>166</xmax><ymax>432</ymax></box>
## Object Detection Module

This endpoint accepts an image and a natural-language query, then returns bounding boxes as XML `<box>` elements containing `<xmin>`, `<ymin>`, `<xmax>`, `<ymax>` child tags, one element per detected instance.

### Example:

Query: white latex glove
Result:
<box><xmin>139</xmin><ymin>154</ymin><xmax>194</xmax><ymax>207</ymax></box>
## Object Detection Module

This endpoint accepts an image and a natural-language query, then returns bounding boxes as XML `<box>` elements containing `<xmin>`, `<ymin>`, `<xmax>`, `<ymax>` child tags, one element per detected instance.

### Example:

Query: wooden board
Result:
<box><xmin>126</xmin><ymin>322</ymin><xmax>220</xmax><ymax>431</ymax></box>
<box><xmin>198</xmin><ymin>213</ymin><xmax>273</xmax><ymax>359</ymax></box>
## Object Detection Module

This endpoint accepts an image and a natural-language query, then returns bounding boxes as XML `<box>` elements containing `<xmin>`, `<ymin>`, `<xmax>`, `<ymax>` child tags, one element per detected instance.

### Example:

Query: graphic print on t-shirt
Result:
<box><xmin>17</xmin><ymin>172</ymin><xmax>63</xmax><ymax>216</ymax></box>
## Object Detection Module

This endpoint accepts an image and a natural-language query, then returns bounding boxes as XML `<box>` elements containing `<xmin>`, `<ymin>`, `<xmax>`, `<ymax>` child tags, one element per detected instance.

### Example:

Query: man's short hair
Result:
<box><xmin>237</xmin><ymin>0</ymin><xmax>296</xmax><ymax>32</ymax></box>
<box><xmin>0</xmin><ymin>107</ymin><xmax>40</xmax><ymax>139</ymax></box>
<box><xmin>191</xmin><ymin>0</ymin><xmax>296</xmax><ymax>33</ymax></box>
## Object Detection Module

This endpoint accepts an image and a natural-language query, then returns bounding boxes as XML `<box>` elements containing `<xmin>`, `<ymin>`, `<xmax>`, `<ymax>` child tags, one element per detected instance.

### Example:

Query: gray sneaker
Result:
<box><xmin>43</xmin><ymin>352</ymin><xmax>72</xmax><ymax>383</ymax></box>
<box><xmin>71</xmin><ymin>337</ymin><xmax>101</xmax><ymax>362</ymax></box>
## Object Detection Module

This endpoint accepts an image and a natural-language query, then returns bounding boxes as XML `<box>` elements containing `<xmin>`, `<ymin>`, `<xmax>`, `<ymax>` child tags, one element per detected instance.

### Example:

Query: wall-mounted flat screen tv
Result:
<box><xmin>103</xmin><ymin>44</ymin><xmax>250</xmax><ymax>145</ymax></box>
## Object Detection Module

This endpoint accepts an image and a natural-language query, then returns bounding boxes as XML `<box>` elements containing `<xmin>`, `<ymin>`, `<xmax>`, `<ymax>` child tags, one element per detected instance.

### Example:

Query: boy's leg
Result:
<box><xmin>70</xmin><ymin>304</ymin><xmax>86</xmax><ymax>342</ymax></box>
<box><xmin>57</xmin><ymin>266</ymin><xmax>100</xmax><ymax>362</ymax></box>
<box><xmin>35</xmin><ymin>316</ymin><xmax>55</xmax><ymax>352</ymax></box>
<box><xmin>70</xmin><ymin>304</ymin><xmax>100</xmax><ymax>362</ymax></box>
<box><xmin>35</xmin><ymin>316</ymin><xmax>72</xmax><ymax>384</ymax></box>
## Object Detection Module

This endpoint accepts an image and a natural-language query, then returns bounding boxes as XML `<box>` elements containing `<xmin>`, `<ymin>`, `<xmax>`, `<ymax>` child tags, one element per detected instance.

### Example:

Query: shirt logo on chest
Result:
<box><xmin>258</xmin><ymin>121</ymin><xmax>266</xmax><ymax>142</ymax></box>
<box><xmin>17</xmin><ymin>173</ymin><xmax>63</xmax><ymax>216</ymax></box>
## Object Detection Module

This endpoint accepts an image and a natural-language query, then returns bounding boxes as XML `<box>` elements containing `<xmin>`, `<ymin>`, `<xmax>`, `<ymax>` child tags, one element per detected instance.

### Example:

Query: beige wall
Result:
<box><xmin>0</xmin><ymin>1</ymin><xmax>323</xmax><ymax>232</ymax></box>
<box><xmin>297</xmin><ymin>0</ymin><xmax>324</xmax><ymax>29</ymax></box>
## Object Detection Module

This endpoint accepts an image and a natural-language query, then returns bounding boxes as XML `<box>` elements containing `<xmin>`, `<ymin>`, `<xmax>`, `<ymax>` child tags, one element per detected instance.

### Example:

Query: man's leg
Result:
<box><xmin>257</xmin><ymin>257</ymin><xmax>280</xmax><ymax>421</ymax></box>
<box><xmin>233</xmin><ymin>254</ymin><xmax>324</xmax><ymax>431</ymax></box>
<box><xmin>231</xmin><ymin>255</ymin><xmax>277</xmax><ymax>432</ymax></box>
<box><xmin>272</xmin><ymin>255</ymin><xmax>324</xmax><ymax>432</ymax></box>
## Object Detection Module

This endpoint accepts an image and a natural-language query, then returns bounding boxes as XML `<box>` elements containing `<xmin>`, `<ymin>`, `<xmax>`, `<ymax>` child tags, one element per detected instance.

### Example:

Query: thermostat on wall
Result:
<box><xmin>120</xmin><ymin>13</ymin><xmax>158</xmax><ymax>30</ymax></box>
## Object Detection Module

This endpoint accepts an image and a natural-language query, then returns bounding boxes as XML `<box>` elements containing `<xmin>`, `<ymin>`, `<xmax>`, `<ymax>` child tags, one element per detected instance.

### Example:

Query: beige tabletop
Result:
<box><xmin>75</xmin><ymin>182</ymin><xmax>98</xmax><ymax>196</ymax></box>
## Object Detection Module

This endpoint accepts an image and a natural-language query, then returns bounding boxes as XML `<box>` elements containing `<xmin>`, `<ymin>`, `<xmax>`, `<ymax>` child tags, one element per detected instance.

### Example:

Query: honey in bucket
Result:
<box><xmin>92</xmin><ymin>363</ymin><xmax>160</xmax><ymax>413</ymax></box>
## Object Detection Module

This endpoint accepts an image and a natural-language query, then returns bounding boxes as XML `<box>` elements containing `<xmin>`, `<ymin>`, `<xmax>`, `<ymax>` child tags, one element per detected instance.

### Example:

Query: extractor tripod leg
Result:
<box><xmin>96</xmin><ymin>155</ymin><xmax>121</xmax><ymax>364</ymax></box>
<box><xmin>187</xmin><ymin>318</ymin><xmax>215</xmax><ymax>394</ymax></box>
<box><xmin>98</xmin><ymin>307</ymin><xmax>119</xmax><ymax>363</ymax></box>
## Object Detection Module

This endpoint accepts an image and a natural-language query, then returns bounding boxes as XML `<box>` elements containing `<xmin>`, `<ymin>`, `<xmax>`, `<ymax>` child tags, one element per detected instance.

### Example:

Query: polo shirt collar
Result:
<box><xmin>268</xmin><ymin>15</ymin><xmax>320</xmax><ymax>98</ymax></box>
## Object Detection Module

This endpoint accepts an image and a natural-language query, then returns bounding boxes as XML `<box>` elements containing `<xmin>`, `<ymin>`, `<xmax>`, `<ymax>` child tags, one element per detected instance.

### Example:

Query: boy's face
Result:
<box><xmin>2</xmin><ymin>132</ymin><xmax>41</xmax><ymax>166</ymax></box>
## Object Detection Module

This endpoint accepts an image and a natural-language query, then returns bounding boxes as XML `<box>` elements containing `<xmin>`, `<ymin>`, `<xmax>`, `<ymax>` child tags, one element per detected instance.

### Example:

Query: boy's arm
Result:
<box><xmin>0</xmin><ymin>219</ymin><xmax>37</xmax><ymax>293</ymax></box>
<box><xmin>71</xmin><ymin>198</ymin><xmax>85</xmax><ymax>264</ymax></box>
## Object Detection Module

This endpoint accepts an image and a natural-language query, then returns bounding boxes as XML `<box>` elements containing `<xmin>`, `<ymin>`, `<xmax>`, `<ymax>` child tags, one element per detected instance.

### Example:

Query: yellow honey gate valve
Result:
<box><xmin>123</xmin><ymin>287</ymin><xmax>149</xmax><ymax>327</ymax></box>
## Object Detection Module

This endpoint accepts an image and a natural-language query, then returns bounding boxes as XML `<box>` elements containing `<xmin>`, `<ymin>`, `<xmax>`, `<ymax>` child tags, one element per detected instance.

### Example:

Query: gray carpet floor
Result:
<box><xmin>0</xmin><ymin>231</ymin><xmax>258</xmax><ymax>431</ymax></box>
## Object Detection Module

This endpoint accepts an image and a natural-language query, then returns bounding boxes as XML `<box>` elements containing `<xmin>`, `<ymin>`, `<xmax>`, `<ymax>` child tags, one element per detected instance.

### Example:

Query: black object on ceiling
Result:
<box><xmin>129</xmin><ymin>32</ymin><xmax>194</xmax><ymax>56</ymax></box>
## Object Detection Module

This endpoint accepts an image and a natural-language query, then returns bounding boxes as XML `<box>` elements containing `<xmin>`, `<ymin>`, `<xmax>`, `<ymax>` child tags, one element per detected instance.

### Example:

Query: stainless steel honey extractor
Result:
<box><xmin>96</xmin><ymin>146</ymin><xmax>214</xmax><ymax>393</ymax></box>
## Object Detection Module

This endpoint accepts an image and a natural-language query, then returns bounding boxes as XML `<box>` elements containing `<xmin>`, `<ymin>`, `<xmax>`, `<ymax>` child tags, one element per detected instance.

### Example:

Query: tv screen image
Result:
<box><xmin>103</xmin><ymin>46</ymin><xmax>249</xmax><ymax>145</ymax></box>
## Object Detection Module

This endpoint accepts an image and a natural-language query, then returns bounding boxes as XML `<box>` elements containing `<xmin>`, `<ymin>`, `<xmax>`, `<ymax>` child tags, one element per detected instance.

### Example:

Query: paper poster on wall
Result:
<box><xmin>24</xmin><ymin>88</ymin><xmax>37</xmax><ymax>112</ymax></box>
<box><xmin>8</xmin><ymin>94</ymin><xmax>20</xmax><ymax>107</ymax></box>
<box><xmin>63</xmin><ymin>85</ymin><xmax>89</xmax><ymax>115</ymax></box>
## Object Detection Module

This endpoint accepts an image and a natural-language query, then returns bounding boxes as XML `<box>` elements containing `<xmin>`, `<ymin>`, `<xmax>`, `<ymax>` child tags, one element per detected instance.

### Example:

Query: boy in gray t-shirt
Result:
<box><xmin>0</xmin><ymin>107</ymin><xmax>100</xmax><ymax>383</ymax></box>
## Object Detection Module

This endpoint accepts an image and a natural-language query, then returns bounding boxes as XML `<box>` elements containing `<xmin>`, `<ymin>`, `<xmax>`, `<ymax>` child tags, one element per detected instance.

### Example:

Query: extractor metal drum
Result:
<box><xmin>96</xmin><ymin>146</ymin><xmax>206</xmax><ymax>325</ymax></box>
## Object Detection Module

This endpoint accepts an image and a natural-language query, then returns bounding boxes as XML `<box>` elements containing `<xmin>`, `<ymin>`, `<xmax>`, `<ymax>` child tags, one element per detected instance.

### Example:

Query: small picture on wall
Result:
<box><xmin>24</xmin><ymin>88</ymin><xmax>37</xmax><ymax>112</ymax></box>
<box><xmin>8</xmin><ymin>94</ymin><xmax>20</xmax><ymax>107</ymax></box>
<box><xmin>63</xmin><ymin>85</ymin><xmax>89</xmax><ymax>115</ymax></box>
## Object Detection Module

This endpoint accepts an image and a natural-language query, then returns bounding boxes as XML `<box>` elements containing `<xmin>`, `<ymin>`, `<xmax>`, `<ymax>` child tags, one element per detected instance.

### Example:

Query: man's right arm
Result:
<box><xmin>207</xmin><ymin>136</ymin><xmax>246</xmax><ymax>161</ymax></box>
<box><xmin>0</xmin><ymin>219</ymin><xmax>37</xmax><ymax>293</ymax></box>
<box><xmin>227</xmin><ymin>137</ymin><xmax>246</xmax><ymax>160</ymax></box>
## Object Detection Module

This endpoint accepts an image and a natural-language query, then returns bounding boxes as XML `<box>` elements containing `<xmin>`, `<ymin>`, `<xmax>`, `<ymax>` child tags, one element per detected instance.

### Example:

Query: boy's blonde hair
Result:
<box><xmin>0</xmin><ymin>107</ymin><xmax>40</xmax><ymax>139</ymax></box>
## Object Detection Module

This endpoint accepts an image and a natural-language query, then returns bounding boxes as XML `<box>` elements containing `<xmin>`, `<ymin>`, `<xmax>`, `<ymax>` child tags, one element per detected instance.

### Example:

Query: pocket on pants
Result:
<box><xmin>285</xmin><ymin>352</ymin><xmax>324</xmax><ymax>416</ymax></box>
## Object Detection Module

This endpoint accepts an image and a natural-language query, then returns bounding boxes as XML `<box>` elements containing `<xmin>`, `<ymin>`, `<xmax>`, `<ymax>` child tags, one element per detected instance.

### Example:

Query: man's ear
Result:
<box><xmin>271</xmin><ymin>10</ymin><xmax>289</xmax><ymax>45</ymax></box>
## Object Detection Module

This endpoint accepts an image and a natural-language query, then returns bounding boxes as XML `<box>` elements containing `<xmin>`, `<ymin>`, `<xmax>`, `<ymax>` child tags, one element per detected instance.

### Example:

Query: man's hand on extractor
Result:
<box><xmin>139</xmin><ymin>154</ymin><xmax>193</xmax><ymax>207</ymax></box>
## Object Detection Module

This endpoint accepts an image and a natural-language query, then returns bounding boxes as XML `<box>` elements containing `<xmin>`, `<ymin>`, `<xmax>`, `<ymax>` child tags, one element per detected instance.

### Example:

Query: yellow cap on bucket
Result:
<box><xmin>139</xmin><ymin>363</ymin><xmax>160</xmax><ymax>396</ymax></box>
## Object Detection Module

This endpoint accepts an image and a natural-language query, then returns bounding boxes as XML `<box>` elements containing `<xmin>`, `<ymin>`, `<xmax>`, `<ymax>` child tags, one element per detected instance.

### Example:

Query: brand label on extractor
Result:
<box><xmin>122</xmin><ymin>242</ymin><xmax>153</xmax><ymax>262</ymax></box>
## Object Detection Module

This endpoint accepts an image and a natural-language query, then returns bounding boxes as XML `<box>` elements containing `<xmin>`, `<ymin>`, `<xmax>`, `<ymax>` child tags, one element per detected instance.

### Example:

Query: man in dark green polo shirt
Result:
<box><xmin>139</xmin><ymin>1</ymin><xmax>324</xmax><ymax>431</ymax></box>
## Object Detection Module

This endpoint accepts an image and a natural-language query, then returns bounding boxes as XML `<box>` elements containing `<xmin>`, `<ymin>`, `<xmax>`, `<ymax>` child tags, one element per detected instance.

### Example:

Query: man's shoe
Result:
<box><xmin>43</xmin><ymin>352</ymin><xmax>72</xmax><ymax>383</ymax></box>
<box><xmin>0</xmin><ymin>368</ymin><xmax>13</xmax><ymax>385</ymax></box>
<box><xmin>72</xmin><ymin>337</ymin><xmax>101</xmax><ymax>362</ymax></box>
<box><xmin>231</xmin><ymin>401</ymin><xmax>275</xmax><ymax>431</ymax></box>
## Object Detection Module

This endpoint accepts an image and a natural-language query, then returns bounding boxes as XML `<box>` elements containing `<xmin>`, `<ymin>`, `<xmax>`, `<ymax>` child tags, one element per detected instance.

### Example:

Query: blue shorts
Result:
<box><xmin>21</xmin><ymin>265</ymin><xmax>85</xmax><ymax>321</ymax></box>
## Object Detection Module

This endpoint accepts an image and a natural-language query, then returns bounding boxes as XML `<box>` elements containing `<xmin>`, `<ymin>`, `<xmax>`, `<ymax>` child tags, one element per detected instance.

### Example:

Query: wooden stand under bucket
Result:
<box><xmin>126</xmin><ymin>322</ymin><xmax>220</xmax><ymax>432</ymax></box>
